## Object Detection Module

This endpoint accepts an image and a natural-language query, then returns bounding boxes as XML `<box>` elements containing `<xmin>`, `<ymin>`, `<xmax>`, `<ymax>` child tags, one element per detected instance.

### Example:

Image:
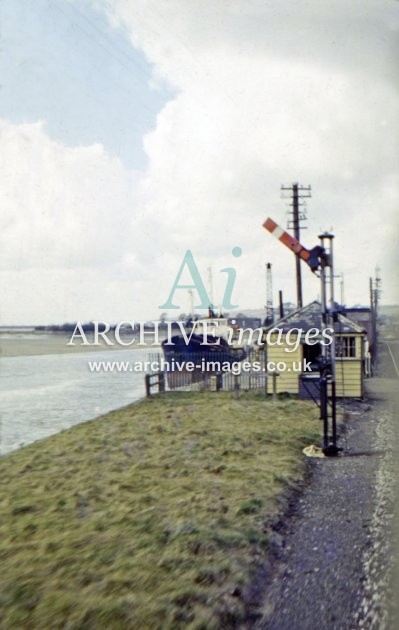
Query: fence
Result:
<box><xmin>145</xmin><ymin>349</ymin><xmax>279</xmax><ymax>397</ymax></box>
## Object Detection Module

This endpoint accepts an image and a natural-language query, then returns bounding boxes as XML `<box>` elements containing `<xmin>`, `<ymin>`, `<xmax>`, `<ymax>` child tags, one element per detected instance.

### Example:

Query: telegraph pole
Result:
<box><xmin>340</xmin><ymin>273</ymin><xmax>345</xmax><ymax>306</ymax></box>
<box><xmin>281</xmin><ymin>183</ymin><xmax>311</xmax><ymax>308</ymax></box>
<box><xmin>370</xmin><ymin>267</ymin><xmax>381</xmax><ymax>368</ymax></box>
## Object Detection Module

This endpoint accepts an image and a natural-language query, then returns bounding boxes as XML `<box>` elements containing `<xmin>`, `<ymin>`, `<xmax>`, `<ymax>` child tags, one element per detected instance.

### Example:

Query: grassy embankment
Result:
<box><xmin>0</xmin><ymin>392</ymin><xmax>320</xmax><ymax>628</ymax></box>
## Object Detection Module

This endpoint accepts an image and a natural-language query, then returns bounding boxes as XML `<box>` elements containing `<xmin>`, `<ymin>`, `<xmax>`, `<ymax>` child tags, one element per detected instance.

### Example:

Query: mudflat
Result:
<box><xmin>0</xmin><ymin>332</ymin><xmax>161</xmax><ymax>358</ymax></box>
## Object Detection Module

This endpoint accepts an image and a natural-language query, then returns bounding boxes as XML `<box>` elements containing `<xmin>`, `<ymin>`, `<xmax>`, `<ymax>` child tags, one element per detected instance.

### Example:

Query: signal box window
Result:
<box><xmin>336</xmin><ymin>336</ymin><xmax>356</xmax><ymax>358</ymax></box>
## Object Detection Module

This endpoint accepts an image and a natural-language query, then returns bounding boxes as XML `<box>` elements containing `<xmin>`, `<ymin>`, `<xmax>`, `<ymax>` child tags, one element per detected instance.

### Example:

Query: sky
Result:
<box><xmin>0</xmin><ymin>0</ymin><xmax>398</xmax><ymax>325</ymax></box>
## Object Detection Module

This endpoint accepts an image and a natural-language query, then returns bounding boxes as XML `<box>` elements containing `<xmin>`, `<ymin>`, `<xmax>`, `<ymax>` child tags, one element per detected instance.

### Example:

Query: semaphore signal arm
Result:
<box><xmin>263</xmin><ymin>217</ymin><xmax>328</xmax><ymax>273</ymax></box>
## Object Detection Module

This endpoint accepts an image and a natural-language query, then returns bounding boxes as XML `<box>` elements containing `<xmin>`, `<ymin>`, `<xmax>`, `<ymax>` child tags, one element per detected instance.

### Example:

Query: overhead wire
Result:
<box><xmin>57</xmin><ymin>1</ymin><xmax>154</xmax><ymax>84</ymax></box>
<box><xmin>50</xmin><ymin>1</ymin><xmax>164</xmax><ymax>125</ymax></box>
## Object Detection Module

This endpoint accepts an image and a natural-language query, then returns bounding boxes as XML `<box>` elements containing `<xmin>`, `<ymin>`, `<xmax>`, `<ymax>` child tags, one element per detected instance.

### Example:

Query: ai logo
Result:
<box><xmin>159</xmin><ymin>247</ymin><xmax>242</xmax><ymax>310</ymax></box>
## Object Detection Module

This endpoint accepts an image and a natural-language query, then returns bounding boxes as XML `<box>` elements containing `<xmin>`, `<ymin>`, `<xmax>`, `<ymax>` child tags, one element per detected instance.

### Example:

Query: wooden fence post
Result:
<box><xmin>145</xmin><ymin>374</ymin><xmax>151</xmax><ymax>397</ymax></box>
<box><xmin>234</xmin><ymin>374</ymin><xmax>240</xmax><ymax>399</ymax></box>
<box><xmin>272</xmin><ymin>373</ymin><xmax>279</xmax><ymax>401</ymax></box>
<box><xmin>159</xmin><ymin>373</ymin><xmax>165</xmax><ymax>393</ymax></box>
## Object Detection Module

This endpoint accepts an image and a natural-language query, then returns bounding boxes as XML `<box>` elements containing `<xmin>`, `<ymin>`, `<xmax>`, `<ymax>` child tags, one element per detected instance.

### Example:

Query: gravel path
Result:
<box><xmin>254</xmin><ymin>377</ymin><xmax>396</xmax><ymax>630</ymax></box>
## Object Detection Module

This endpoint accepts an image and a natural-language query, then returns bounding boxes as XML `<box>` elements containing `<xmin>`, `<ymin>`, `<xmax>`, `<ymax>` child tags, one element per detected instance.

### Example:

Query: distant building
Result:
<box><xmin>262</xmin><ymin>300</ymin><xmax>369</xmax><ymax>398</ymax></box>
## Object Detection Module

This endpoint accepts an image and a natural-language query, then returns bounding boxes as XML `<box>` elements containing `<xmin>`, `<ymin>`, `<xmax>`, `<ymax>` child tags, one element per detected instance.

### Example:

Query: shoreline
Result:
<box><xmin>0</xmin><ymin>331</ymin><xmax>163</xmax><ymax>358</ymax></box>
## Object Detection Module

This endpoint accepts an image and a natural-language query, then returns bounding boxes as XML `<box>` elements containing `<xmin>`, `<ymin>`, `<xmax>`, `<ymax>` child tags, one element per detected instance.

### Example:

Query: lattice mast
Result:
<box><xmin>265</xmin><ymin>262</ymin><xmax>274</xmax><ymax>326</ymax></box>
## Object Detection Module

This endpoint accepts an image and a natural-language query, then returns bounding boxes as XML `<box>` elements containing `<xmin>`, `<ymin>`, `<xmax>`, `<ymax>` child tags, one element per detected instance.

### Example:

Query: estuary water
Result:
<box><xmin>0</xmin><ymin>347</ymin><xmax>149</xmax><ymax>456</ymax></box>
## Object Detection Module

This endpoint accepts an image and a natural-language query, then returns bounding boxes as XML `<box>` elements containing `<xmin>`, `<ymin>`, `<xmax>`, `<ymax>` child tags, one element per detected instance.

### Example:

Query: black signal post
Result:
<box><xmin>263</xmin><ymin>216</ymin><xmax>340</xmax><ymax>456</ymax></box>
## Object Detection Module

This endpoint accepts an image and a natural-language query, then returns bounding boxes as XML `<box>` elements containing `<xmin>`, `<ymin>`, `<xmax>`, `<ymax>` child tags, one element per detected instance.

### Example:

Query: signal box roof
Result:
<box><xmin>264</xmin><ymin>300</ymin><xmax>366</xmax><ymax>335</ymax></box>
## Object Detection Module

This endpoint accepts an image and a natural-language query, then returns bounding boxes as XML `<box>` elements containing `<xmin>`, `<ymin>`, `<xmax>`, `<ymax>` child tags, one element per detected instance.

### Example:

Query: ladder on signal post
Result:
<box><xmin>263</xmin><ymin>217</ymin><xmax>340</xmax><ymax>456</ymax></box>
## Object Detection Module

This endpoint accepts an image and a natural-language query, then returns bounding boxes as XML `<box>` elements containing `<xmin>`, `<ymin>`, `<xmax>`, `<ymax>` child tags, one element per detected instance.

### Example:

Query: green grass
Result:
<box><xmin>0</xmin><ymin>392</ymin><xmax>320</xmax><ymax>629</ymax></box>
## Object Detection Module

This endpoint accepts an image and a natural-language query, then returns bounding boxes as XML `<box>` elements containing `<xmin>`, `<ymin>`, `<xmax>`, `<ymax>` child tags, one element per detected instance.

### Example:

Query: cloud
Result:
<box><xmin>2</xmin><ymin>0</ymin><xmax>399</xmax><ymax>323</ymax></box>
<box><xmin>0</xmin><ymin>119</ymin><xmax>140</xmax><ymax>270</ymax></box>
<box><xmin>104</xmin><ymin>0</ymin><xmax>399</xmax><ymax>307</ymax></box>
<box><xmin>0</xmin><ymin>119</ymin><xmax>153</xmax><ymax>323</ymax></box>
